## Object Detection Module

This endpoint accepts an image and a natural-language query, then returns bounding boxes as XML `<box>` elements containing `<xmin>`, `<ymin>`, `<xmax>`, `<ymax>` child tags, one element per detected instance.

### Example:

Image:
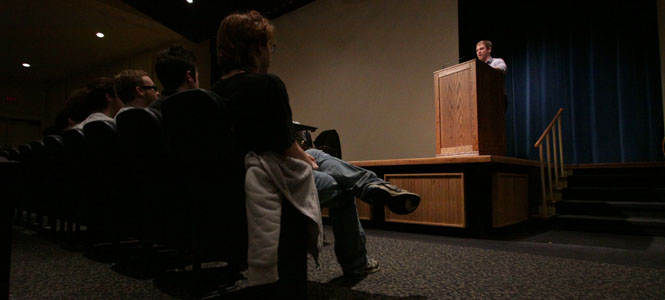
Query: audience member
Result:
<box><xmin>211</xmin><ymin>10</ymin><xmax>421</xmax><ymax>280</ymax></box>
<box><xmin>73</xmin><ymin>77</ymin><xmax>124</xmax><ymax>129</ymax></box>
<box><xmin>150</xmin><ymin>45</ymin><xmax>199</xmax><ymax>111</ymax></box>
<box><xmin>114</xmin><ymin>69</ymin><xmax>160</xmax><ymax>113</ymax></box>
<box><xmin>43</xmin><ymin>88</ymin><xmax>90</xmax><ymax>135</ymax></box>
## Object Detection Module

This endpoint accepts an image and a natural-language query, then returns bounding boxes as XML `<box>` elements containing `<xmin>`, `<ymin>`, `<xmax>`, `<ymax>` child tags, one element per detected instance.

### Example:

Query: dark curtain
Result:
<box><xmin>459</xmin><ymin>1</ymin><xmax>663</xmax><ymax>163</ymax></box>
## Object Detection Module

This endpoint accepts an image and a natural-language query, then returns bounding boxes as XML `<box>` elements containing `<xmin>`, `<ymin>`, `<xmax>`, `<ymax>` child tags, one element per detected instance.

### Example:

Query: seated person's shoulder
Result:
<box><xmin>265</xmin><ymin>73</ymin><xmax>287</xmax><ymax>89</ymax></box>
<box><xmin>238</xmin><ymin>72</ymin><xmax>286</xmax><ymax>90</ymax></box>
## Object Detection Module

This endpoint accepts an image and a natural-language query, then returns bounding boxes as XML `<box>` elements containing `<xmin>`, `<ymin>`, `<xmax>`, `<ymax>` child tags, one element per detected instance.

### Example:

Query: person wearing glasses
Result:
<box><xmin>211</xmin><ymin>11</ymin><xmax>421</xmax><ymax>286</ymax></box>
<box><xmin>73</xmin><ymin>77</ymin><xmax>124</xmax><ymax>129</ymax></box>
<box><xmin>114</xmin><ymin>69</ymin><xmax>160</xmax><ymax>113</ymax></box>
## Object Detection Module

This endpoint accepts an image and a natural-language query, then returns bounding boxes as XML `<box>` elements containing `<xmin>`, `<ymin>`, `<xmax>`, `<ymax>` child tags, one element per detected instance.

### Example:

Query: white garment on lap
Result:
<box><xmin>244</xmin><ymin>151</ymin><xmax>323</xmax><ymax>286</ymax></box>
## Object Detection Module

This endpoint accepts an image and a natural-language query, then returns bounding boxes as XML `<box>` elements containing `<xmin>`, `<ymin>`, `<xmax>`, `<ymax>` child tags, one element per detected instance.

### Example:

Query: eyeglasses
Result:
<box><xmin>140</xmin><ymin>85</ymin><xmax>158</xmax><ymax>91</ymax></box>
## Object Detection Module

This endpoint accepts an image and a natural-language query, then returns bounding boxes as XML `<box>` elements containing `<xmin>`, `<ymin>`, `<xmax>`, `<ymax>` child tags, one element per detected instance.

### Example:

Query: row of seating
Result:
<box><xmin>2</xmin><ymin>89</ymin><xmax>308</xmax><ymax>298</ymax></box>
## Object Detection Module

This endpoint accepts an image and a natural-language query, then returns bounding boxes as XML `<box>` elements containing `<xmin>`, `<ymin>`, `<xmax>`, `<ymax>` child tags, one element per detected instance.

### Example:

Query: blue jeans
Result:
<box><xmin>305</xmin><ymin>149</ymin><xmax>383</xmax><ymax>275</ymax></box>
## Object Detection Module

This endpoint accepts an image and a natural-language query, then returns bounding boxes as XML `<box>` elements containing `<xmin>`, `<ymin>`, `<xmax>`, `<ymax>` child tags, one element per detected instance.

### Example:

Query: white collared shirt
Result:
<box><xmin>74</xmin><ymin>112</ymin><xmax>114</xmax><ymax>130</ymax></box>
<box><xmin>487</xmin><ymin>57</ymin><xmax>507</xmax><ymax>73</ymax></box>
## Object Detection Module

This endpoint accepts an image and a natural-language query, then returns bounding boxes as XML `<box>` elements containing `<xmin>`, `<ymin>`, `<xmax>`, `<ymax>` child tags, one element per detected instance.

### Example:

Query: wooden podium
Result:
<box><xmin>434</xmin><ymin>59</ymin><xmax>506</xmax><ymax>156</ymax></box>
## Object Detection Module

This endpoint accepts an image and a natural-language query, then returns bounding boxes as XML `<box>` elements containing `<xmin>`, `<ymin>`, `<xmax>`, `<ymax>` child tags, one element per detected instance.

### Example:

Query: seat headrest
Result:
<box><xmin>161</xmin><ymin>88</ymin><xmax>225</xmax><ymax>118</ymax></box>
<box><xmin>83</xmin><ymin>119</ymin><xmax>117</xmax><ymax>135</ymax></box>
<box><xmin>160</xmin><ymin>89</ymin><xmax>232</xmax><ymax>161</ymax></box>
<box><xmin>17</xmin><ymin>144</ymin><xmax>32</xmax><ymax>161</ymax></box>
<box><xmin>7</xmin><ymin>148</ymin><xmax>20</xmax><ymax>161</ymax></box>
<box><xmin>116</xmin><ymin>107</ymin><xmax>162</xmax><ymax>129</ymax></box>
<box><xmin>59</xmin><ymin>128</ymin><xmax>86</xmax><ymax>158</ymax></box>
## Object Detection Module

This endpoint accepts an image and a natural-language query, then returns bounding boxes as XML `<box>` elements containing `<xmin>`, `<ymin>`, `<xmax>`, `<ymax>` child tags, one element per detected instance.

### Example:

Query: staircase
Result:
<box><xmin>554</xmin><ymin>164</ymin><xmax>665</xmax><ymax>236</ymax></box>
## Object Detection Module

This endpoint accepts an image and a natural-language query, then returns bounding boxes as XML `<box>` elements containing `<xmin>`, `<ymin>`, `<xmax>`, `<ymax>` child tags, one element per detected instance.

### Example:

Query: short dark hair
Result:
<box><xmin>114</xmin><ymin>69</ymin><xmax>147</xmax><ymax>104</ymax></box>
<box><xmin>64</xmin><ymin>88</ymin><xmax>91</xmax><ymax>124</ymax></box>
<box><xmin>154</xmin><ymin>45</ymin><xmax>197</xmax><ymax>91</ymax></box>
<box><xmin>86</xmin><ymin>77</ymin><xmax>116</xmax><ymax>112</ymax></box>
<box><xmin>216</xmin><ymin>10</ymin><xmax>274</xmax><ymax>73</ymax></box>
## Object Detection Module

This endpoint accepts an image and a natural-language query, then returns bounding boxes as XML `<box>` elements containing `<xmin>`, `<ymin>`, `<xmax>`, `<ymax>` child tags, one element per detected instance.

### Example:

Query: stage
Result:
<box><xmin>325</xmin><ymin>155</ymin><xmax>543</xmax><ymax>235</ymax></box>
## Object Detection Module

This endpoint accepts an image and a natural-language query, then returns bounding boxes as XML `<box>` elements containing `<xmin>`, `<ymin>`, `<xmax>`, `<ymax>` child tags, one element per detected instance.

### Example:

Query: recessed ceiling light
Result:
<box><xmin>186</xmin><ymin>0</ymin><xmax>193</xmax><ymax>3</ymax></box>
<box><xmin>22</xmin><ymin>63</ymin><xmax>31</xmax><ymax>68</ymax></box>
<box><xmin>96</xmin><ymin>32</ymin><xmax>105</xmax><ymax>38</ymax></box>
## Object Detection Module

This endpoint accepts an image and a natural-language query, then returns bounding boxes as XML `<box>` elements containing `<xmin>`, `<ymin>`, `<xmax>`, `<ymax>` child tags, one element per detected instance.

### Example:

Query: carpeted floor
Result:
<box><xmin>9</xmin><ymin>224</ymin><xmax>665</xmax><ymax>299</ymax></box>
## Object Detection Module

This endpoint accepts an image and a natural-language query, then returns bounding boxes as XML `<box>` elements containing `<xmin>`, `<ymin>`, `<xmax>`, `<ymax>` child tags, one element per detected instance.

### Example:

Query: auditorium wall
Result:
<box><xmin>0</xmin><ymin>82</ymin><xmax>48</xmax><ymax>147</ymax></box>
<box><xmin>270</xmin><ymin>0</ymin><xmax>459</xmax><ymax>161</ymax></box>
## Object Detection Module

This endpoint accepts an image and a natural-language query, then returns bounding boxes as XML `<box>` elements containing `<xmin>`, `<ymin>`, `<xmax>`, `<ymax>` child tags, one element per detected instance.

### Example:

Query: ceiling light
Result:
<box><xmin>96</xmin><ymin>32</ymin><xmax>105</xmax><ymax>38</ymax></box>
<box><xmin>186</xmin><ymin>0</ymin><xmax>193</xmax><ymax>3</ymax></box>
<box><xmin>22</xmin><ymin>63</ymin><xmax>30</xmax><ymax>68</ymax></box>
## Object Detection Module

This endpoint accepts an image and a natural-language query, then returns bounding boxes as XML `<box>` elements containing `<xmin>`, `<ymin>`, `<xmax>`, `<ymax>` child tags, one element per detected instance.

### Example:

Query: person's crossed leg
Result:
<box><xmin>306</xmin><ymin>148</ymin><xmax>420</xmax><ymax>278</ymax></box>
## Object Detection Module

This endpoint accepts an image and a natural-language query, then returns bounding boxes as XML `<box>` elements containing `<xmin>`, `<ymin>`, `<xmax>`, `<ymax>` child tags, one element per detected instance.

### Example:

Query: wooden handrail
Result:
<box><xmin>535</xmin><ymin>107</ymin><xmax>565</xmax><ymax>218</ymax></box>
<box><xmin>534</xmin><ymin>108</ymin><xmax>564</xmax><ymax>148</ymax></box>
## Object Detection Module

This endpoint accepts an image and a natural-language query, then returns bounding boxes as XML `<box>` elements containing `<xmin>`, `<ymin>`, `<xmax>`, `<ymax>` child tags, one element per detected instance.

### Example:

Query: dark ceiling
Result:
<box><xmin>122</xmin><ymin>0</ymin><xmax>316</xmax><ymax>43</ymax></box>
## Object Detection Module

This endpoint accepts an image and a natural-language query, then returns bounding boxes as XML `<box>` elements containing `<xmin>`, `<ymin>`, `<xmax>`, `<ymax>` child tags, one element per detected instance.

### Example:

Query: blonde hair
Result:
<box><xmin>477</xmin><ymin>40</ymin><xmax>493</xmax><ymax>49</ymax></box>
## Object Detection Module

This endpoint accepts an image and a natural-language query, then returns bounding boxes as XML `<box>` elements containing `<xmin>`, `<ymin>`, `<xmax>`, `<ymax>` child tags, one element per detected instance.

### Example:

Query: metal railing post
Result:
<box><xmin>539</xmin><ymin>145</ymin><xmax>546</xmax><ymax>217</ymax></box>
<box><xmin>552</xmin><ymin>129</ymin><xmax>559</xmax><ymax>188</ymax></box>
<box><xmin>546</xmin><ymin>136</ymin><xmax>553</xmax><ymax>204</ymax></box>
<box><xmin>557</xmin><ymin>118</ymin><xmax>564</xmax><ymax>175</ymax></box>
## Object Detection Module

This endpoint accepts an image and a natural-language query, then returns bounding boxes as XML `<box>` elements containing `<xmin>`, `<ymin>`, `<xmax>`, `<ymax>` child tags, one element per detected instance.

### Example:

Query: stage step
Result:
<box><xmin>567</xmin><ymin>174</ymin><xmax>664</xmax><ymax>188</ymax></box>
<box><xmin>570</xmin><ymin>166</ymin><xmax>665</xmax><ymax>176</ymax></box>
<box><xmin>562</xmin><ymin>187</ymin><xmax>665</xmax><ymax>201</ymax></box>
<box><xmin>552</xmin><ymin>215</ymin><xmax>665</xmax><ymax>236</ymax></box>
<box><xmin>553</xmin><ymin>164</ymin><xmax>665</xmax><ymax>235</ymax></box>
<box><xmin>556</xmin><ymin>200</ymin><xmax>665</xmax><ymax>218</ymax></box>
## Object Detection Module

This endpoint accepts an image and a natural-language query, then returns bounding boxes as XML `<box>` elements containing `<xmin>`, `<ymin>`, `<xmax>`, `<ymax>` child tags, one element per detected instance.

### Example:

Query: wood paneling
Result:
<box><xmin>356</xmin><ymin>198</ymin><xmax>371</xmax><ymax>220</ymax></box>
<box><xmin>321</xmin><ymin>198</ymin><xmax>372</xmax><ymax>220</ymax></box>
<box><xmin>475</xmin><ymin>61</ymin><xmax>506</xmax><ymax>156</ymax></box>
<box><xmin>434</xmin><ymin>59</ymin><xmax>505</xmax><ymax>157</ymax></box>
<box><xmin>492</xmin><ymin>173</ymin><xmax>529</xmax><ymax>227</ymax></box>
<box><xmin>438</xmin><ymin>145</ymin><xmax>475</xmax><ymax>156</ymax></box>
<box><xmin>5</xmin><ymin>119</ymin><xmax>41</xmax><ymax>147</ymax></box>
<box><xmin>348</xmin><ymin>155</ymin><xmax>540</xmax><ymax>168</ymax></box>
<box><xmin>0</xmin><ymin>120</ymin><xmax>7</xmax><ymax>148</ymax></box>
<box><xmin>435</xmin><ymin>60</ymin><xmax>477</xmax><ymax>156</ymax></box>
<box><xmin>384</xmin><ymin>173</ymin><xmax>465</xmax><ymax>227</ymax></box>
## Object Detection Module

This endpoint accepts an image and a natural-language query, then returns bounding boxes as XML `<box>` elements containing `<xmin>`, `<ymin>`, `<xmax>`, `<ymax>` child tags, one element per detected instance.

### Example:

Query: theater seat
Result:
<box><xmin>161</xmin><ymin>89</ymin><xmax>246</xmax><ymax>270</ymax></box>
<box><xmin>115</xmin><ymin>108</ymin><xmax>167</xmax><ymax>245</ymax></box>
<box><xmin>59</xmin><ymin>128</ymin><xmax>87</xmax><ymax>235</ymax></box>
<box><xmin>162</xmin><ymin>89</ymin><xmax>307</xmax><ymax>298</ymax></box>
<box><xmin>17</xmin><ymin>144</ymin><xmax>32</xmax><ymax>162</ymax></box>
<box><xmin>42</xmin><ymin>135</ymin><xmax>65</xmax><ymax>233</ymax></box>
<box><xmin>6</xmin><ymin>148</ymin><xmax>20</xmax><ymax>162</ymax></box>
<box><xmin>15</xmin><ymin>144</ymin><xmax>33</xmax><ymax>225</ymax></box>
<box><xmin>27</xmin><ymin>141</ymin><xmax>47</xmax><ymax>230</ymax></box>
<box><xmin>82</xmin><ymin>120</ymin><xmax>119</xmax><ymax>242</ymax></box>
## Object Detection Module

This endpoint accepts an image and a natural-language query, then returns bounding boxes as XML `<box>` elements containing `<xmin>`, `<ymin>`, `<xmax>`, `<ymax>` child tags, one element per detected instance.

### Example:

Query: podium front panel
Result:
<box><xmin>435</xmin><ymin>60</ymin><xmax>478</xmax><ymax>156</ymax></box>
<box><xmin>434</xmin><ymin>59</ymin><xmax>505</xmax><ymax>156</ymax></box>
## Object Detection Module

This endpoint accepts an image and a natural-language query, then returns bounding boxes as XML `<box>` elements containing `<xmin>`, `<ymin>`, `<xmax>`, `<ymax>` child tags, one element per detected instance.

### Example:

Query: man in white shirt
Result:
<box><xmin>73</xmin><ymin>77</ymin><xmax>124</xmax><ymax>129</ymax></box>
<box><xmin>476</xmin><ymin>40</ymin><xmax>507</xmax><ymax>73</ymax></box>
